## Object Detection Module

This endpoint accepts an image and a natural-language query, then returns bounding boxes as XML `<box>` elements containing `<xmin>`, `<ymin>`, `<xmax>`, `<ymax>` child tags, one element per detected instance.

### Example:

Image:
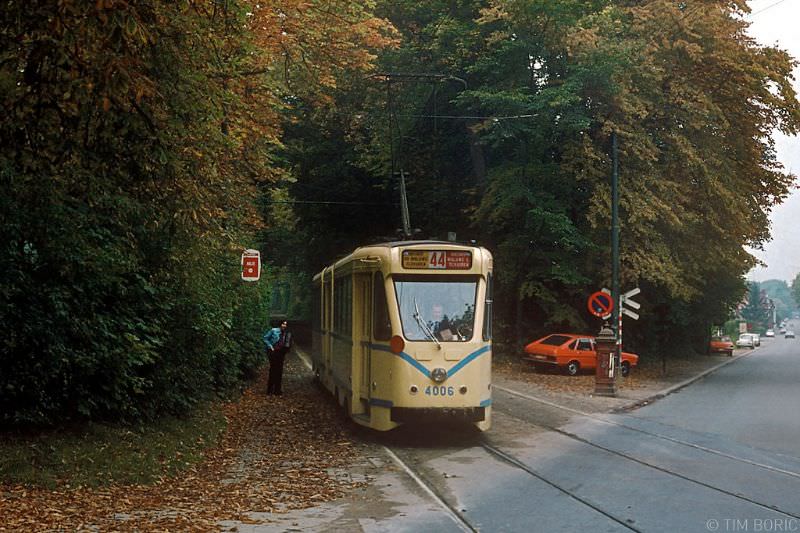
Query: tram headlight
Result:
<box><xmin>459</xmin><ymin>386</ymin><xmax>468</xmax><ymax>395</ymax></box>
<box><xmin>431</xmin><ymin>367</ymin><xmax>447</xmax><ymax>383</ymax></box>
<box><xmin>410</xmin><ymin>385</ymin><xmax>418</xmax><ymax>394</ymax></box>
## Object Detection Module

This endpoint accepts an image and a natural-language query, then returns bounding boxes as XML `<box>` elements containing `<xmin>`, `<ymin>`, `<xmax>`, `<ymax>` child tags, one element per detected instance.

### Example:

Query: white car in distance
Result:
<box><xmin>736</xmin><ymin>333</ymin><xmax>756</xmax><ymax>349</ymax></box>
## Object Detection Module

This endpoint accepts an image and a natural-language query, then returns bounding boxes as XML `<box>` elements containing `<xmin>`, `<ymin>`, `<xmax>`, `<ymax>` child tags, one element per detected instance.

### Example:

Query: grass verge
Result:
<box><xmin>0</xmin><ymin>404</ymin><xmax>226</xmax><ymax>489</ymax></box>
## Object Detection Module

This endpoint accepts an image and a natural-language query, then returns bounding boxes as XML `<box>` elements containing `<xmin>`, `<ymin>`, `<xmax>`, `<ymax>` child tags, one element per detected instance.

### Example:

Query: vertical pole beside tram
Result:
<box><xmin>611</xmin><ymin>131</ymin><xmax>620</xmax><ymax>388</ymax></box>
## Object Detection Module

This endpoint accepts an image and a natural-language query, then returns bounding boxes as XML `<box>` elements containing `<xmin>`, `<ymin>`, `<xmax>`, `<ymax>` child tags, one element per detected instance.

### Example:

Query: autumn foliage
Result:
<box><xmin>269</xmin><ymin>0</ymin><xmax>799</xmax><ymax>355</ymax></box>
<box><xmin>0</xmin><ymin>0</ymin><xmax>394</xmax><ymax>425</ymax></box>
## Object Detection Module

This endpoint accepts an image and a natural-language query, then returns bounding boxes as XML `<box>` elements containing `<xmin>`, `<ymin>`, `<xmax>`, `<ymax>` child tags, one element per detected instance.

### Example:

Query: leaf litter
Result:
<box><xmin>0</xmin><ymin>356</ymin><xmax>367</xmax><ymax>531</ymax></box>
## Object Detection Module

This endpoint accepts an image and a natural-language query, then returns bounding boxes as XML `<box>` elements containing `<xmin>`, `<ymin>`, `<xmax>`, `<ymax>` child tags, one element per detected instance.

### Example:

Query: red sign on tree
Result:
<box><xmin>241</xmin><ymin>249</ymin><xmax>261</xmax><ymax>281</ymax></box>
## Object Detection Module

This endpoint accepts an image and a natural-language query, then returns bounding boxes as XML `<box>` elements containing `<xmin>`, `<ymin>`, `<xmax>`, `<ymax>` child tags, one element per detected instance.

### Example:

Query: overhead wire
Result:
<box><xmin>750</xmin><ymin>0</ymin><xmax>789</xmax><ymax>17</ymax></box>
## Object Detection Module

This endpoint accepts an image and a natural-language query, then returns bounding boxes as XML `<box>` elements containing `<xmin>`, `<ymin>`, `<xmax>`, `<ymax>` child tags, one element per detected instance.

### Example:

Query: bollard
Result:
<box><xmin>594</xmin><ymin>324</ymin><xmax>617</xmax><ymax>397</ymax></box>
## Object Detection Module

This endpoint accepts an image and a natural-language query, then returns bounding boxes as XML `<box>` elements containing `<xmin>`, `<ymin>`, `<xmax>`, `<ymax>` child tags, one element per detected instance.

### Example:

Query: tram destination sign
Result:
<box><xmin>402</xmin><ymin>250</ymin><xmax>472</xmax><ymax>270</ymax></box>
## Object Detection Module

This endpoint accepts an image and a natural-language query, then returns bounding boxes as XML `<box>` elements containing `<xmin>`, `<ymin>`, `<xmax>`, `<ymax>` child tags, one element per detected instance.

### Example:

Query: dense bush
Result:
<box><xmin>0</xmin><ymin>0</ymin><xmax>392</xmax><ymax>426</ymax></box>
<box><xmin>0</xmin><ymin>2</ymin><xmax>269</xmax><ymax>426</ymax></box>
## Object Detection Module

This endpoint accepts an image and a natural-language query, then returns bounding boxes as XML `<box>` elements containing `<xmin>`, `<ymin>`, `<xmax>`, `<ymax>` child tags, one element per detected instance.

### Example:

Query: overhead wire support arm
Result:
<box><xmin>367</xmin><ymin>71</ymin><xmax>469</xmax><ymax>239</ymax></box>
<box><xmin>366</xmin><ymin>72</ymin><xmax>468</xmax><ymax>89</ymax></box>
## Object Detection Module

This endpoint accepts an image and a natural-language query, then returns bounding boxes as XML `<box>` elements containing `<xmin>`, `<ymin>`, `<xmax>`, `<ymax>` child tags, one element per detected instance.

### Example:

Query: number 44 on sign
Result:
<box><xmin>600</xmin><ymin>287</ymin><xmax>641</xmax><ymax>320</ymax></box>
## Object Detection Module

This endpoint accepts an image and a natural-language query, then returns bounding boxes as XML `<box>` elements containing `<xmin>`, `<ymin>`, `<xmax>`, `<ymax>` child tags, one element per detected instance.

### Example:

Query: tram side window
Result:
<box><xmin>334</xmin><ymin>276</ymin><xmax>352</xmax><ymax>335</ymax></box>
<box><xmin>373</xmin><ymin>273</ymin><xmax>391</xmax><ymax>341</ymax></box>
<box><xmin>483</xmin><ymin>272</ymin><xmax>493</xmax><ymax>341</ymax></box>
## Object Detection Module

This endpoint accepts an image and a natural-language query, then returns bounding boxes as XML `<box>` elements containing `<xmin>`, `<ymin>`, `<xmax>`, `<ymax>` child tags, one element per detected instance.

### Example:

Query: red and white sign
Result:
<box><xmin>241</xmin><ymin>249</ymin><xmax>261</xmax><ymax>281</ymax></box>
<box><xmin>587</xmin><ymin>291</ymin><xmax>614</xmax><ymax>318</ymax></box>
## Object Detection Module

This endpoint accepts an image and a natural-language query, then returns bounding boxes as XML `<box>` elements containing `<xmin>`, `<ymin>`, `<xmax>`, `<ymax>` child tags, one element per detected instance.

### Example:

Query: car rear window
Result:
<box><xmin>540</xmin><ymin>335</ymin><xmax>572</xmax><ymax>346</ymax></box>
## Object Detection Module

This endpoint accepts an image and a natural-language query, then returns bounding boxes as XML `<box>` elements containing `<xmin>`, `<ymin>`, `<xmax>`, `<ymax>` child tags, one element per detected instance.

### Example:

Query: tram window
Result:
<box><xmin>483</xmin><ymin>272</ymin><xmax>493</xmax><ymax>341</ymax></box>
<box><xmin>373</xmin><ymin>272</ymin><xmax>392</xmax><ymax>341</ymax></box>
<box><xmin>334</xmin><ymin>276</ymin><xmax>352</xmax><ymax>335</ymax></box>
<box><xmin>393</xmin><ymin>275</ymin><xmax>477</xmax><ymax>342</ymax></box>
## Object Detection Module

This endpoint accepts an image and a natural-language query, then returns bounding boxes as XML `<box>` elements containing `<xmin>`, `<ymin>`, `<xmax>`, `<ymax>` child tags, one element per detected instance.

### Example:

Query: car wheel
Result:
<box><xmin>620</xmin><ymin>361</ymin><xmax>631</xmax><ymax>377</ymax></box>
<box><xmin>566</xmin><ymin>361</ymin><xmax>580</xmax><ymax>376</ymax></box>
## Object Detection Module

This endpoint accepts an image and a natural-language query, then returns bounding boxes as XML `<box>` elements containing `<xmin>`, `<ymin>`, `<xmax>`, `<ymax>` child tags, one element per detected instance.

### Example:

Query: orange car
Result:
<box><xmin>523</xmin><ymin>333</ymin><xmax>639</xmax><ymax>377</ymax></box>
<box><xmin>708</xmin><ymin>336</ymin><xmax>734</xmax><ymax>357</ymax></box>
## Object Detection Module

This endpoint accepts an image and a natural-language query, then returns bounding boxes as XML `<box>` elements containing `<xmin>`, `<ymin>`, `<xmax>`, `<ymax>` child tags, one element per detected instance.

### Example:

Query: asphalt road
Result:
<box><xmin>630</xmin><ymin>320</ymin><xmax>800</xmax><ymax>457</ymax></box>
<box><xmin>398</xmin><ymin>326</ymin><xmax>800</xmax><ymax>532</ymax></box>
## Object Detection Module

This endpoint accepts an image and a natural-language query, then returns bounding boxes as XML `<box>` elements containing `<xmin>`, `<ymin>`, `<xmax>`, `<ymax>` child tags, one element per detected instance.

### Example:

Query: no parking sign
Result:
<box><xmin>587</xmin><ymin>291</ymin><xmax>614</xmax><ymax>318</ymax></box>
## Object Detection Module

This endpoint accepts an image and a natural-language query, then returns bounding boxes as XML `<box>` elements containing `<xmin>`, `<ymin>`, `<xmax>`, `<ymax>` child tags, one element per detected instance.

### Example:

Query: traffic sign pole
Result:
<box><xmin>611</xmin><ymin>131</ymin><xmax>621</xmax><ymax>373</ymax></box>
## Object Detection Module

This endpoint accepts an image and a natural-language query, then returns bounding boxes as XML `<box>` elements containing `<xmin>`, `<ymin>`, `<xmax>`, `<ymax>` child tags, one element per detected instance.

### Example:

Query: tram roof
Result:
<box><xmin>313</xmin><ymin>240</ymin><xmax>487</xmax><ymax>281</ymax></box>
<box><xmin>366</xmin><ymin>240</ymin><xmax>476</xmax><ymax>248</ymax></box>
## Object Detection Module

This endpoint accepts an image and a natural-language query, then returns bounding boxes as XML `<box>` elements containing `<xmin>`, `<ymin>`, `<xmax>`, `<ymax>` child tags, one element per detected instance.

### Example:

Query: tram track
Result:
<box><xmin>381</xmin><ymin>384</ymin><xmax>800</xmax><ymax>531</ymax></box>
<box><xmin>478</xmin><ymin>442</ymin><xmax>642</xmax><ymax>532</ymax></box>
<box><xmin>382</xmin><ymin>439</ymin><xmax>642</xmax><ymax>532</ymax></box>
<box><xmin>384</xmin><ymin>435</ymin><xmax>644</xmax><ymax>531</ymax></box>
<box><xmin>300</xmin><ymin>346</ymin><xmax>800</xmax><ymax>526</ymax></box>
<box><xmin>491</xmin><ymin>384</ymin><xmax>800</xmax><ymax>520</ymax></box>
<box><xmin>494</xmin><ymin>384</ymin><xmax>800</xmax><ymax>481</ymax></box>
<box><xmin>382</xmin><ymin>445</ymin><xmax>477</xmax><ymax>533</ymax></box>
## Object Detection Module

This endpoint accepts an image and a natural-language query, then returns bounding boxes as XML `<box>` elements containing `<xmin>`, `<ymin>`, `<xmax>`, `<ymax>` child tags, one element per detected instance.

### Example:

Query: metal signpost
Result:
<box><xmin>590</xmin><ymin>287</ymin><xmax>641</xmax><ymax>397</ymax></box>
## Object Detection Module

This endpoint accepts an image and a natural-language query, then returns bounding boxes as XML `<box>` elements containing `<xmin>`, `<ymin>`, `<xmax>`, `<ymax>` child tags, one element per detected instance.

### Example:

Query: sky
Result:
<box><xmin>745</xmin><ymin>0</ymin><xmax>800</xmax><ymax>284</ymax></box>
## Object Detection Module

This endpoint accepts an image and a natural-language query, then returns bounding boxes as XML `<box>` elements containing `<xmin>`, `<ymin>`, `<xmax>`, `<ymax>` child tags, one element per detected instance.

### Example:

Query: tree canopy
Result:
<box><xmin>0</xmin><ymin>0</ymin><xmax>393</xmax><ymax>425</ymax></box>
<box><xmin>3</xmin><ymin>0</ymin><xmax>798</xmax><ymax>426</ymax></box>
<box><xmin>267</xmin><ymin>0</ymin><xmax>799</xmax><ymax>353</ymax></box>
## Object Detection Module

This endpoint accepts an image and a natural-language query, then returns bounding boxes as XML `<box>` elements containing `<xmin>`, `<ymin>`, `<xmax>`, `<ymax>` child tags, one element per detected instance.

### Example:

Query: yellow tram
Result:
<box><xmin>312</xmin><ymin>241</ymin><xmax>493</xmax><ymax>431</ymax></box>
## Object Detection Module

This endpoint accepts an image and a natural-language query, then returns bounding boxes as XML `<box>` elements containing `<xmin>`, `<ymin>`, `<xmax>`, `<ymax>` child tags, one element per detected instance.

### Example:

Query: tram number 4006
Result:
<box><xmin>425</xmin><ymin>385</ymin><xmax>454</xmax><ymax>396</ymax></box>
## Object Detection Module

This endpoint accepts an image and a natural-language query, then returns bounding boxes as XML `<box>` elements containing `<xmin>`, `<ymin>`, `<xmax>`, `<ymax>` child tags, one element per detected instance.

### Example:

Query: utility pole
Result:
<box><xmin>611</xmin><ymin>131</ymin><xmax>621</xmax><ymax>372</ymax></box>
<box><xmin>368</xmin><ymin>72</ymin><xmax>467</xmax><ymax>241</ymax></box>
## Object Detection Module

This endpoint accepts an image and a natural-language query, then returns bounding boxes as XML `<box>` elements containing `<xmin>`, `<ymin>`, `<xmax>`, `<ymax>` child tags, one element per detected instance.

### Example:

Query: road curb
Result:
<box><xmin>615</xmin><ymin>348</ymin><xmax>758</xmax><ymax>412</ymax></box>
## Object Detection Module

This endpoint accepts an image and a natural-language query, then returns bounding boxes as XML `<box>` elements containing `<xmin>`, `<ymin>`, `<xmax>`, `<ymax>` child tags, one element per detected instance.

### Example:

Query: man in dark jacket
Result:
<box><xmin>263</xmin><ymin>320</ymin><xmax>292</xmax><ymax>395</ymax></box>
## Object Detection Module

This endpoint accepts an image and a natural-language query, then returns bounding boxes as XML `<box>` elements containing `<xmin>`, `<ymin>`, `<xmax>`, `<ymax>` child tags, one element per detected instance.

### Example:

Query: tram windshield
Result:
<box><xmin>393</xmin><ymin>276</ymin><xmax>477</xmax><ymax>342</ymax></box>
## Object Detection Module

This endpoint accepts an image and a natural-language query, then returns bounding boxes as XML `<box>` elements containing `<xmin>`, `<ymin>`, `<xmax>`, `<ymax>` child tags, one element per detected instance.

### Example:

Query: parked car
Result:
<box><xmin>786</xmin><ymin>331</ymin><xmax>796</xmax><ymax>339</ymax></box>
<box><xmin>736</xmin><ymin>333</ymin><xmax>756</xmax><ymax>349</ymax></box>
<box><xmin>708</xmin><ymin>336</ymin><xmax>734</xmax><ymax>357</ymax></box>
<box><xmin>752</xmin><ymin>333</ymin><xmax>761</xmax><ymax>346</ymax></box>
<box><xmin>780</xmin><ymin>327</ymin><xmax>787</xmax><ymax>334</ymax></box>
<box><xmin>765</xmin><ymin>329</ymin><xmax>775</xmax><ymax>337</ymax></box>
<box><xmin>524</xmin><ymin>333</ymin><xmax>639</xmax><ymax>377</ymax></box>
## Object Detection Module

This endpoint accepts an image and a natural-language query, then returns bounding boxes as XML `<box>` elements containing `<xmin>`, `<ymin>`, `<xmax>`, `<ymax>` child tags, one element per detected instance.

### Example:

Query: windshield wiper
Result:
<box><xmin>413</xmin><ymin>298</ymin><xmax>441</xmax><ymax>348</ymax></box>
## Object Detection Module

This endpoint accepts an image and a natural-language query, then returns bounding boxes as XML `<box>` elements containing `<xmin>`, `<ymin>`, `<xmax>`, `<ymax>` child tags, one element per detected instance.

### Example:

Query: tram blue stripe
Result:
<box><xmin>480</xmin><ymin>398</ymin><xmax>492</xmax><ymax>407</ymax></box>
<box><xmin>370</xmin><ymin>343</ymin><xmax>491</xmax><ymax>379</ymax></box>
<box><xmin>369</xmin><ymin>398</ymin><xmax>394</xmax><ymax>408</ymax></box>
<box><xmin>447</xmin><ymin>345</ymin><xmax>491</xmax><ymax>378</ymax></box>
